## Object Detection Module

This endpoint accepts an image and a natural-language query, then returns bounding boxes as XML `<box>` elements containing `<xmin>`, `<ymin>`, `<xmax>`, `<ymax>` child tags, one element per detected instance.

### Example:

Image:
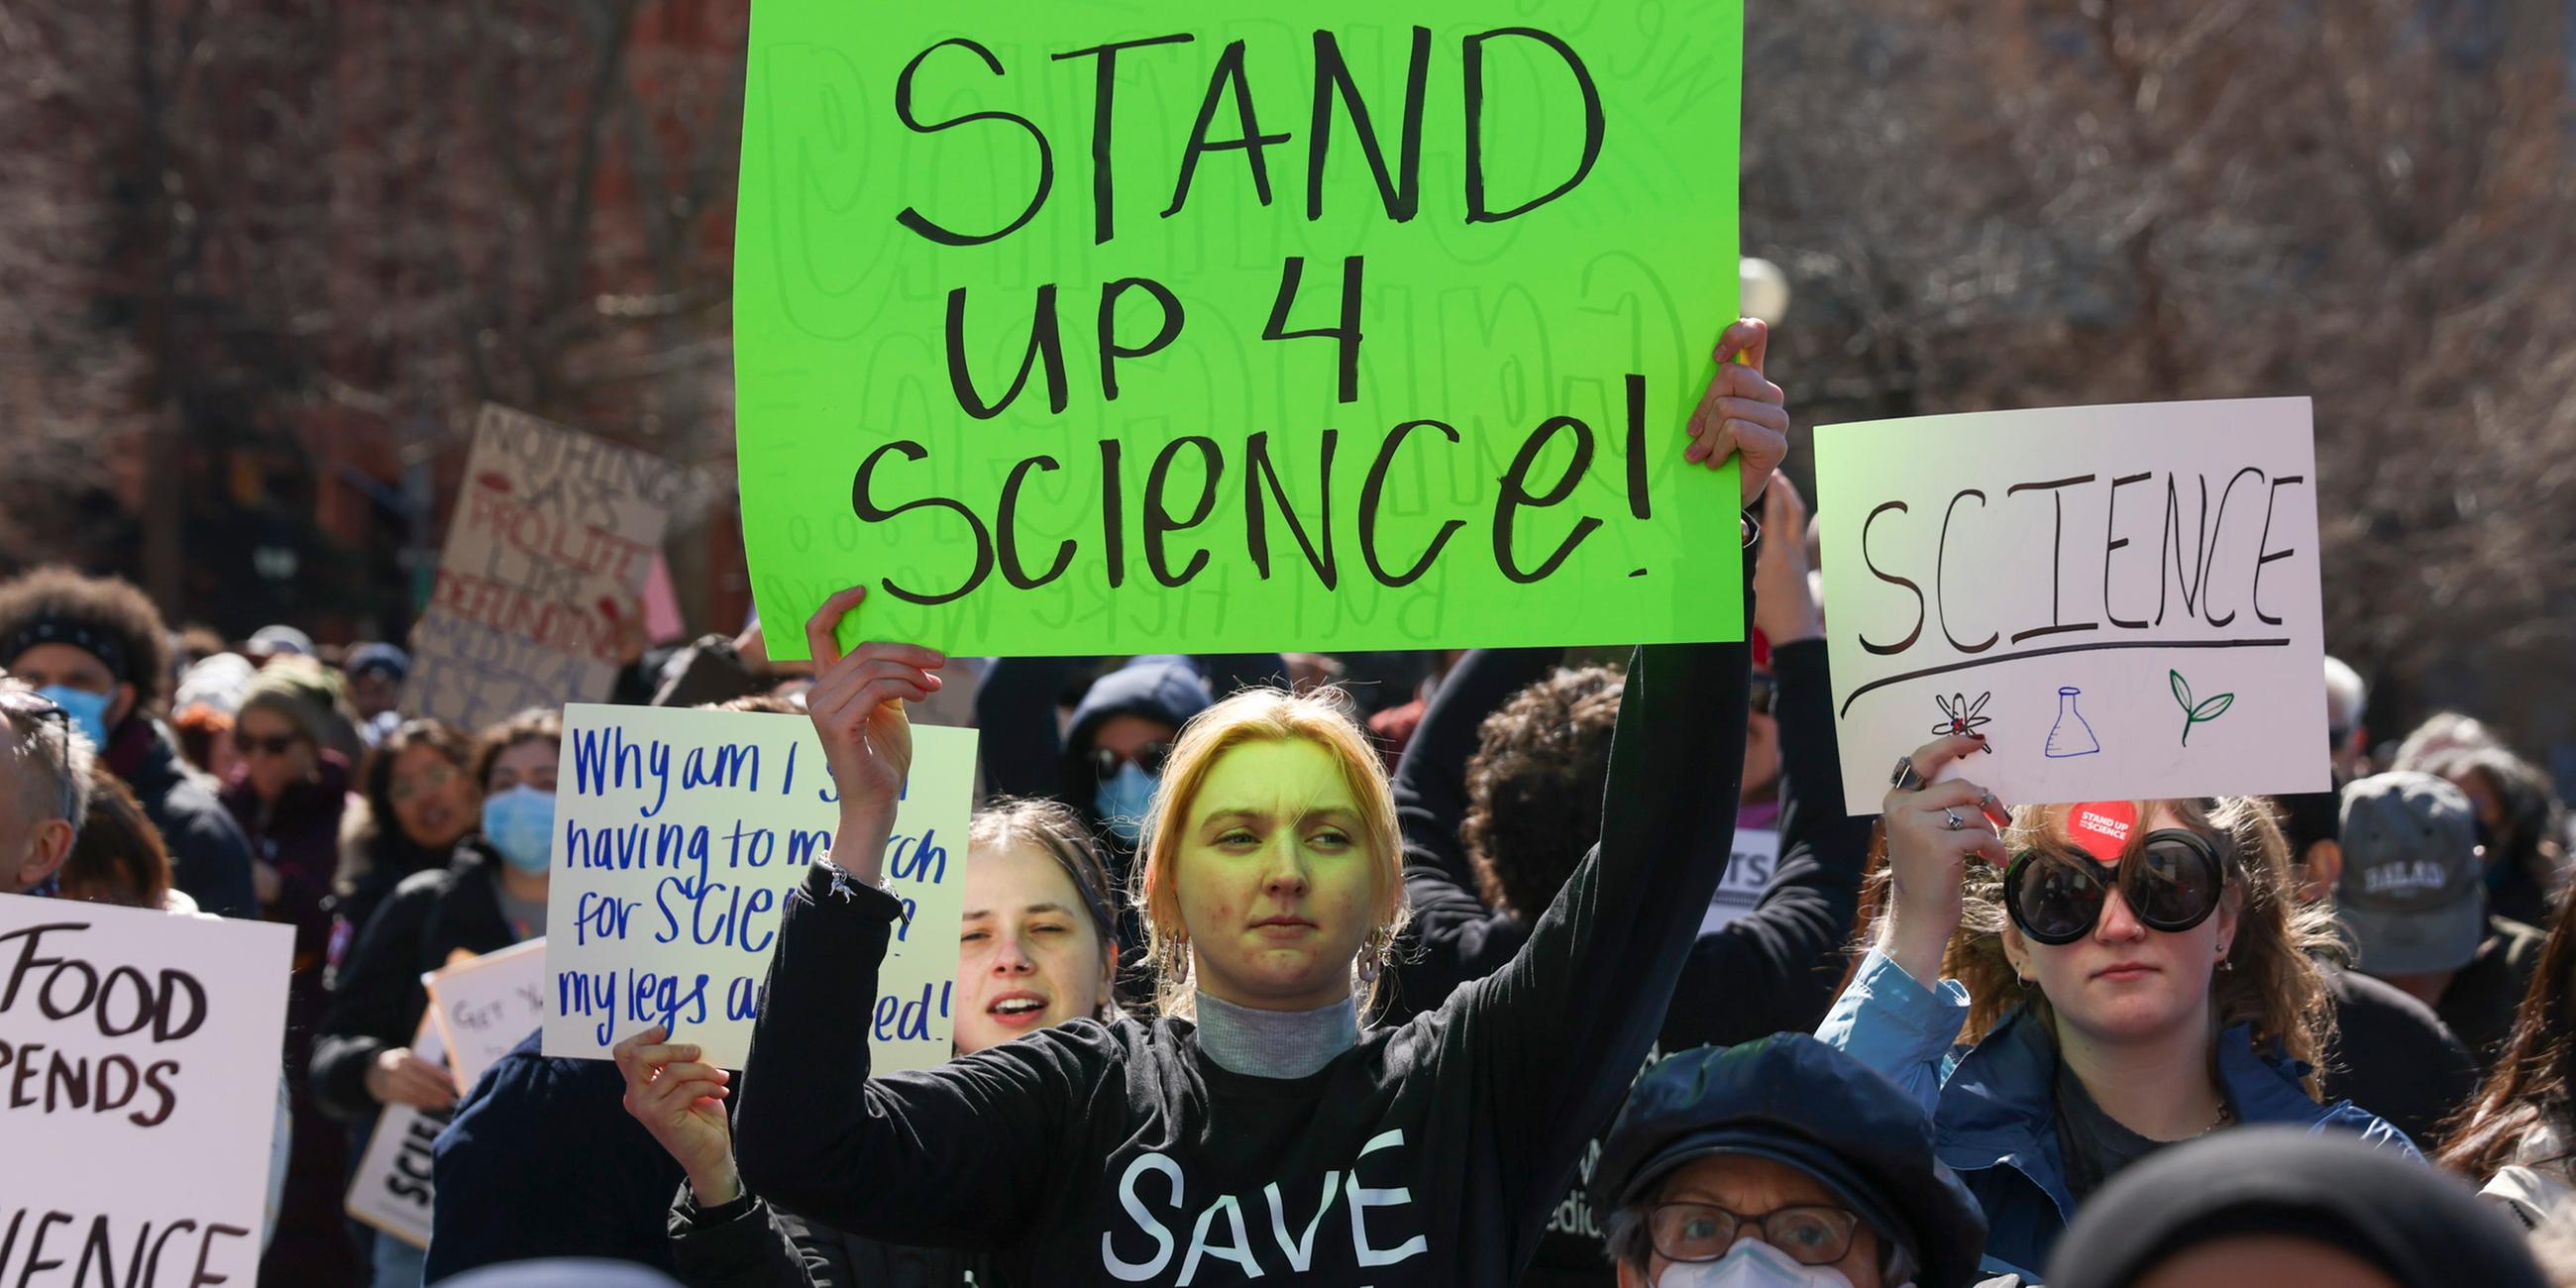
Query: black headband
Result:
<box><xmin>2</xmin><ymin>615</ymin><xmax>131</xmax><ymax>685</ymax></box>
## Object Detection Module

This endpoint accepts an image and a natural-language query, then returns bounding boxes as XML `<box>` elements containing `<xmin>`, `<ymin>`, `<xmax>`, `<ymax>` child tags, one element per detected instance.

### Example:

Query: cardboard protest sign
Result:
<box><xmin>1</xmin><ymin>900</ymin><xmax>292</xmax><ymax>1284</ymax></box>
<box><xmin>407</xmin><ymin>404</ymin><xmax>684</xmax><ymax>731</ymax></box>
<box><xmin>344</xmin><ymin>1015</ymin><xmax>445</xmax><ymax>1249</ymax></box>
<box><xmin>543</xmin><ymin>704</ymin><xmax>979</xmax><ymax>1070</ymax></box>
<box><xmin>1697</xmin><ymin>827</ymin><xmax>1779</xmax><ymax>935</ymax></box>
<box><xmin>1815</xmin><ymin>398</ymin><xmax>2328</xmax><ymax>811</ymax></box>
<box><xmin>427</xmin><ymin>938</ymin><xmax>548</xmax><ymax>1095</ymax></box>
<box><xmin>736</xmin><ymin>3</ymin><xmax>1747</xmax><ymax>659</ymax></box>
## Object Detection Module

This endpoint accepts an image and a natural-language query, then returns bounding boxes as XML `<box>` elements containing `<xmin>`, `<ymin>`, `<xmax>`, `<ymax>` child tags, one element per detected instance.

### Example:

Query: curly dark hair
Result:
<box><xmin>62</xmin><ymin>771</ymin><xmax>173</xmax><ymax>909</ymax></box>
<box><xmin>472</xmin><ymin>707</ymin><xmax>565</xmax><ymax>789</ymax></box>
<box><xmin>0</xmin><ymin>567</ymin><xmax>174</xmax><ymax>710</ymax></box>
<box><xmin>1460</xmin><ymin>665</ymin><xmax>1625</xmax><ymax>922</ymax></box>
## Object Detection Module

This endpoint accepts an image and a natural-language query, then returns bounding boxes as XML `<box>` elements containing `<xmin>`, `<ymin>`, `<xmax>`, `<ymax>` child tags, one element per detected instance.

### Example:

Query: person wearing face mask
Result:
<box><xmin>615</xmin><ymin>797</ymin><xmax>1125</xmax><ymax>1287</ymax></box>
<box><xmin>1819</xmin><ymin>735</ymin><xmax>2415</xmax><ymax>1280</ymax></box>
<box><xmin>722</xmin><ymin>318</ymin><xmax>1785</xmax><ymax>1286</ymax></box>
<box><xmin>216</xmin><ymin>655</ymin><xmax>368</xmax><ymax>1285</ymax></box>
<box><xmin>327</xmin><ymin>718</ymin><xmax>484</xmax><ymax>984</ymax></box>
<box><xmin>0</xmin><ymin>567</ymin><xmax>260</xmax><ymax>917</ymax></box>
<box><xmin>1590</xmin><ymin>1036</ymin><xmax>1989</xmax><ymax>1288</ymax></box>
<box><xmin>312</xmin><ymin>706</ymin><xmax>559</xmax><ymax>1288</ymax></box>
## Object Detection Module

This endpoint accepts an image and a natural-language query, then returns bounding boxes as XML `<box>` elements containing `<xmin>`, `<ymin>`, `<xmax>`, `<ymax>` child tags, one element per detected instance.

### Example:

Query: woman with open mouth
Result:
<box><xmin>629</xmin><ymin>320</ymin><xmax>1785</xmax><ymax>1285</ymax></box>
<box><xmin>624</xmin><ymin>797</ymin><xmax>1125</xmax><ymax>1286</ymax></box>
<box><xmin>1820</xmin><ymin>737</ymin><xmax>2415</xmax><ymax>1281</ymax></box>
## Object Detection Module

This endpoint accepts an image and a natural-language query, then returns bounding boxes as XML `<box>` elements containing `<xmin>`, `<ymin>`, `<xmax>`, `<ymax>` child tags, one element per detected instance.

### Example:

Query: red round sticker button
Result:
<box><xmin>2069</xmin><ymin>802</ymin><xmax>2138</xmax><ymax>863</ymax></box>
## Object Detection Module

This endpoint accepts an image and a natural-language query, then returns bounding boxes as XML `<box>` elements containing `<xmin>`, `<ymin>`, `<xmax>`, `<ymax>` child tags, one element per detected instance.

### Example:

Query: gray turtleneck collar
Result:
<box><xmin>1191</xmin><ymin>991</ymin><xmax>1359</xmax><ymax>1079</ymax></box>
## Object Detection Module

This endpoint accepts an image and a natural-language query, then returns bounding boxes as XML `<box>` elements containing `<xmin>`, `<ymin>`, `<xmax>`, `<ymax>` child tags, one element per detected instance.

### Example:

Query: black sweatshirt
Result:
<box><xmin>669</xmin><ymin>1184</ymin><xmax>1003</xmax><ymax>1288</ymax></box>
<box><xmin>732</xmin><ymin>623</ymin><xmax>1752</xmax><ymax>1282</ymax></box>
<box><xmin>1388</xmin><ymin>637</ymin><xmax>1871</xmax><ymax>1286</ymax></box>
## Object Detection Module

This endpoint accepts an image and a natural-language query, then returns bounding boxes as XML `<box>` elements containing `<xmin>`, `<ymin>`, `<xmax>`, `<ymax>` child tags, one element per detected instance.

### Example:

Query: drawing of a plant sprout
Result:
<box><xmin>2170</xmin><ymin>670</ymin><xmax>2235</xmax><ymax>747</ymax></box>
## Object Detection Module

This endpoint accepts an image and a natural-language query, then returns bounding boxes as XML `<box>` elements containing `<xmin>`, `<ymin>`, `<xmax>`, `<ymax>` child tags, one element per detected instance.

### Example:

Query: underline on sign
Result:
<box><xmin>1838</xmin><ymin>638</ymin><xmax>2296</xmax><ymax>717</ymax></box>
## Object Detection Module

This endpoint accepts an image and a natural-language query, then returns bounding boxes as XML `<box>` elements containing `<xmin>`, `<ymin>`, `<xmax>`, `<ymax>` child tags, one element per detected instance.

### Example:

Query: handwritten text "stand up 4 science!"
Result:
<box><xmin>736</xmin><ymin>6</ymin><xmax>1749</xmax><ymax>657</ymax></box>
<box><xmin>542</xmin><ymin>705</ymin><xmax>978</xmax><ymax>1071</ymax></box>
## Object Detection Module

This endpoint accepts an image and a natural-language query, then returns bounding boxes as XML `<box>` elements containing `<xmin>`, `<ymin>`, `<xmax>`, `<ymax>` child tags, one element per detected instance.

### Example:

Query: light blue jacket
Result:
<box><xmin>1819</xmin><ymin>949</ymin><xmax>2418</xmax><ymax>1280</ymax></box>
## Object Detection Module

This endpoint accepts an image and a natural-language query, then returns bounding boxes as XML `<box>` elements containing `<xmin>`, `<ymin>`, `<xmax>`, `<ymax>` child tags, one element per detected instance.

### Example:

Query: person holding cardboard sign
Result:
<box><xmin>620</xmin><ymin>798</ymin><xmax>1126</xmax><ymax>1286</ymax></box>
<box><xmin>705</xmin><ymin>323</ymin><xmax>1780</xmax><ymax>1285</ymax></box>
<box><xmin>1819</xmin><ymin>736</ymin><xmax>2414</xmax><ymax>1279</ymax></box>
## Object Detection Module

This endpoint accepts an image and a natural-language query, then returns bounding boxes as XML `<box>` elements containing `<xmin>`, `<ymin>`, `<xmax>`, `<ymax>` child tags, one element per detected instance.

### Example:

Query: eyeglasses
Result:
<box><xmin>1646</xmin><ymin>1202</ymin><xmax>1862</xmax><ymax>1266</ymax></box>
<box><xmin>2004</xmin><ymin>829</ymin><xmax>2230</xmax><ymax>946</ymax></box>
<box><xmin>1089</xmin><ymin>742</ymin><xmax>1173</xmax><ymax>781</ymax></box>
<box><xmin>390</xmin><ymin>763</ymin><xmax>460</xmax><ymax>805</ymax></box>
<box><xmin>0</xmin><ymin>688</ymin><xmax>78</xmax><ymax>821</ymax></box>
<box><xmin>234</xmin><ymin>730</ymin><xmax>306</xmax><ymax>757</ymax></box>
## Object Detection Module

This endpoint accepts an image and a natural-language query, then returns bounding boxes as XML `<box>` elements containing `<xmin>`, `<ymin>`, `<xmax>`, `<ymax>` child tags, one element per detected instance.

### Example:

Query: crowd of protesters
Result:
<box><xmin>7</xmin><ymin>319</ymin><xmax>2576</xmax><ymax>1286</ymax></box>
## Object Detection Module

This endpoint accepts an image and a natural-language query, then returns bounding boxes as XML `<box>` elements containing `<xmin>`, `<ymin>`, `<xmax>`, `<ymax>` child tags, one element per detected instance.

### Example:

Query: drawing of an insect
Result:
<box><xmin>1932</xmin><ymin>692</ymin><xmax>1994</xmax><ymax>739</ymax></box>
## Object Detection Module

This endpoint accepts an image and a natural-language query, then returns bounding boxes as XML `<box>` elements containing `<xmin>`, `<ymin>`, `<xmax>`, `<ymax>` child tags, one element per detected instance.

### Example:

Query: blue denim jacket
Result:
<box><xmin>1819</xmin><ymin>949</ymin><xmax>2419</xmax><ymax>1279</ymax></box>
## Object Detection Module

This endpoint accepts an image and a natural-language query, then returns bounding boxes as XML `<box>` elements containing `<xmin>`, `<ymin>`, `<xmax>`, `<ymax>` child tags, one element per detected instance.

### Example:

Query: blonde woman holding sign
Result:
<box><xmin>627</xmin><ymin>323</ymin><xmax>1786</xmax><ymax>1286</ymax></box>
<box><xmin>1820</xmin><ymin>736</ymin><xmax>2414</xmax><ymax>1279</ymax></box>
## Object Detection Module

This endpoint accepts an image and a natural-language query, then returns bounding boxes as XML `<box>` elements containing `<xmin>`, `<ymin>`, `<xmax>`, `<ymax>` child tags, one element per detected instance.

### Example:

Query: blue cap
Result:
<box><xmin>345</xmin><ymin>642</ymin><xmax>411</xmax><ymax>683</ymax></box>
<box><xmin>1590</xmin><ymin>1034</ymin><xmax>1987</xmax><ymax>1288</ymax></box>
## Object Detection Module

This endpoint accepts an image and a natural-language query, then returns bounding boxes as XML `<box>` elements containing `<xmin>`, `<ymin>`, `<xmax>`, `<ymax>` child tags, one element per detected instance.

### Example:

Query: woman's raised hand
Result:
<box><xmin>804</xmin><ymin>586</ymin><xmax>944</xmax><ymax>846</ymax></box>
<box><xmin>1877</xmin><ymin>734</ymin><xmax>2013</xmax><ymax>987</ymax></box>
<box><xmin>613</xmin><ymin>1025</ymin><xmax>741</xmax><ymax>1207</ymax></box>
<box><xmin>1684</xmin><ymin>318</ymin><xmax>1790</xmax><ymax>508</ymax></box>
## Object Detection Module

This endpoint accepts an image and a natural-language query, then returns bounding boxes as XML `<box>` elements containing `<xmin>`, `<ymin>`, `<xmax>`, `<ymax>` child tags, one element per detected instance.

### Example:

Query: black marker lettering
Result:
<box><xmin>1463</xmin><ymin>29</ymin><xmax>1604</xmax><ymax>223</ymax></box>
<box><xmin>1359</xmin><ymin>420</ymin><xmax>1464</xmax><ymax>588</ymax></box>
<box><xmin>1307</xmin><ymin>28</ymin><xmax>1430</xmax><ymax>221</ymax></box>
<box><xmin>1143</xmin><ymin>437</ymin><xmax>1223</xmax><ymax>588</ymax></box>
<box><xmin>945</xmin><ymin>284</ymin><xmax>1067</xmax><ymax>420</ymax></box>
<box><xmin>2102</xmin><ymin>471</ymin><xmax>2153</xmax><ymax>629</ymax></box>
<box><xmin>1859</xmin><ymin>502</ymin><xmax>1925</xmax><ymax>656</ymax></box>
<box><xmin>2006</xmin><ymin>475</ymin><xmax>2100</xmax><ymax>644</ymax></box>
<box><xmin>1051</xmin><ymin>34</ymin><xmax>1195</xmax><ymax>245</ymax></box>
<box><xmin>1166</xmin><ymin>40</ymin><xmax>1292</xmax><ymax>219</ymax></box>
<box><xmin>1492</xmin><ymin>416</ymin><xmax>1602</xmax><ymax>584</ymax></box>
<box><xmin>1244</xmin><ymin>430</ymin><xmax>1340</xmax><ymax>589</ymax></box>
<box><xmin>1936</xmin><ymin>489</ymin><xmax>1996</xmax><ymax>653</ymax></box>
<box><xmin>894</xmin><ymin>41</ymin><xmax>1052</xmax><ymax>247</ymax></box>
<box><xmin>2253</xmin><ymin>475</ymin><xmax>2307</xmax><ymax>626</ymax></box>
<box><xmin>850</xmin><ymin>441</ymin><xmax>995</xmax><ymax>605</ymax></box>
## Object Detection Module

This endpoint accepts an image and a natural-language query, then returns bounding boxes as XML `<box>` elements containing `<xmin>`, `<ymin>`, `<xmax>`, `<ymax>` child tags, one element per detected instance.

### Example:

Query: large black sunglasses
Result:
<box><xmin>2003</xmin><ymin>828</ymin><xmax>2230</xmax><ymax>946</ymax></box>
<box><xmin>1088</xmin><ymin>741</ymin><xmax>1173</xmax><ymax>781</ymax></box>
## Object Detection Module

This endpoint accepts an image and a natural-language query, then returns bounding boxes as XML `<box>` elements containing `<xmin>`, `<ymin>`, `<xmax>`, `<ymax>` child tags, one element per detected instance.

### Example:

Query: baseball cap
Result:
<box><xmin>1591</xmin><ymin>1034</ymin><xmax>1987</xmax><ymax>1288</ymax></box>
<box><xmin>2335</xmin><ymin>771</ymin><xmax>2485</xmax><ymax>975</ymax></box>
<box><xmin>247</xmin><ymin>624</ymin><xmax>314</xmax><ymax>659</ymax></box>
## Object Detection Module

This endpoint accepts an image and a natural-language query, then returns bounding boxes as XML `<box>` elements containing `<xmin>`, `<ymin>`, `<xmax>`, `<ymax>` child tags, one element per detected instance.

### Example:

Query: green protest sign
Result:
<box><xmin>737</xmin><ymin>3</ymin><xmax>1745</xmax><ymax>659</ymax></box>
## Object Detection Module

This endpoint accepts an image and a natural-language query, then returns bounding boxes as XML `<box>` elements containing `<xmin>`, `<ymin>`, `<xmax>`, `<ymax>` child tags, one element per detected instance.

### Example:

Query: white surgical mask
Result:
<box><xmin>1660</xmin><ymin>1239</ymin><xmax>1857</xmax><ymax>1288</ymax></box>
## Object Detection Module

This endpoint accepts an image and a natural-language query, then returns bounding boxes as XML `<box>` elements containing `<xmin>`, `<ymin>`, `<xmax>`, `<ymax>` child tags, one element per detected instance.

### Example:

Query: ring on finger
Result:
<box><xmin>1945</xmin><ymin>807</ymin><xmax>1965</xmax><ymax>831</ymax></box>
<box><xmin>1888</xmin><ymin>756</ymin><xmax>1926</xmax><ymax>793</ymax></box>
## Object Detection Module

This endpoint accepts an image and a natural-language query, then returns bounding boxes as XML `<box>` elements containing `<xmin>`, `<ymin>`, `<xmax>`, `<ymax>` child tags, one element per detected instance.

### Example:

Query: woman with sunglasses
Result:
<box><xmin>1817</xmin><ymin>733</ymin><xmax>2413</xmax><ymax>1279</ymax></box>
<box><xmin>312</xmin><ymin>707</ymin><xmax>561</xmax><ymax>1288</ymax></box>
<box><xmin>326</xmin><ymin>718</ymin><xmax>483</xmax><ymax>983</ymax></box>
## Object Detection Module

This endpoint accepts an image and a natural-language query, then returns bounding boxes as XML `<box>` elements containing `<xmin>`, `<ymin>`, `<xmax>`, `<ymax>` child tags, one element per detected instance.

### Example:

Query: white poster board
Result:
<box><xmin>1816</xmin><ymin>398</ymin><xmax>2329</xmax><ymax>810</ymax></box>
<box><xmin>542</xmin><ymin>704</ymin><xmax>979</xmax><ymax>1071</ymax></box>
<box><xmin>343</xmin><ymin>1015</ymin><xmax>446</xmax><ymax>1249</ymax></box>
<box><xmin>406</xmin><ymin>404</ymin><xmax>684</xmax><ymax>732</ymax></box>
<box><xmin>1</xmin><ymin>901</ymin><xmax>292</xmax><ymax>1283</ymax></box>
<box><xmin>427</xmin><ymin>938</ymin><xmax>548</xmax><ymax>1095</ymax></box>
<box><xmin>1698</xmin><ymin>828</ymin><xmax>1781</xmax><ymax>934</ymax></box>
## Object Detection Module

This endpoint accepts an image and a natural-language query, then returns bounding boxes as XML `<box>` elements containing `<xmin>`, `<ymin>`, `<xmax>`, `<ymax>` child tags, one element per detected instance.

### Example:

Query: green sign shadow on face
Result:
<box><xmin>735</xmin><ymin>4</ymin><xmax>1747</xmax><ymax>659</ymax></box>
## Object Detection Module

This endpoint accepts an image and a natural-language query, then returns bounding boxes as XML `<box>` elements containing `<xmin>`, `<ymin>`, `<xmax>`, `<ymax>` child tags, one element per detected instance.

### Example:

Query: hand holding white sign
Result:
<box><xmin>1877</xmin><ymin>733</ymin><xmax>2016</xmax><ymax>986</ymax></box>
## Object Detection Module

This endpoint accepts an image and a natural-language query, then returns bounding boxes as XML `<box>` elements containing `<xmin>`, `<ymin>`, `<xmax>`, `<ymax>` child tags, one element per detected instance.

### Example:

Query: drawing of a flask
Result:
<box><xmin>2044</xmin><ymin>686</ymin><xmax>2101</xmax><ymax>759</ymax></box>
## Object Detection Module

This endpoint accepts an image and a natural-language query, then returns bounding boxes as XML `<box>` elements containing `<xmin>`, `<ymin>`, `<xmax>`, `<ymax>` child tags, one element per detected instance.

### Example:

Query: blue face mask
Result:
<box><xmin>1094</xmin><ymin>762</ymin><xmax>1158</xmax><ymax>844</ymax></box>
<box><xmin>36</xmin><ymin>686</ymin><xmax>111</xmax><ymax>751</ymax></box>
<box><xmin>482</xmin><ymin>786</ymin><xmax>557</xmax><ymax>875</ymax></box>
